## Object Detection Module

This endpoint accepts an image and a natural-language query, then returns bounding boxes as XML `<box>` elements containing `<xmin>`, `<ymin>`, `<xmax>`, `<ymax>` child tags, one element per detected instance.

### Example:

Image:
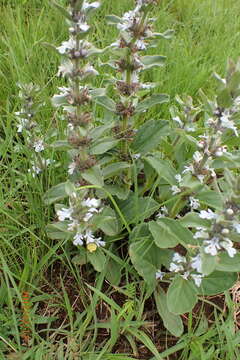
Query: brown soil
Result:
<box><xmin>26</xmin><ymin>259</ymin><xmax>234</xmax><ymax>359</ymax></box>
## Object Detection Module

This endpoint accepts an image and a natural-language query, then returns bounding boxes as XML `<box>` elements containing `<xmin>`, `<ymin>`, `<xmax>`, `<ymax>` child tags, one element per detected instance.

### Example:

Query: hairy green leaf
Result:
<box><xmin>167</xmin><ymin>276</ymin><xmax>198</xmax><ymax>314</ymax></box>
<box><xmin>131</xmin><ymin>120</ymin><xmax>169</xmax><ymax>154</ymax></box>
<box><xmin>135</xmin><ymin>94</ymin><xmax>169</xmax><ymax>113</ymax></box>
<box><xmin>154</xmin><ymin>287</ymin><xmax>183</xmax><ymax>337</ymax></box>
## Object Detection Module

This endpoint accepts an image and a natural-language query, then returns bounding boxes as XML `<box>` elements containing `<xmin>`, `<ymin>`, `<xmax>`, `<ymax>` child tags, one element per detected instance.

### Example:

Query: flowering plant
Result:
<box><xmin>44</xmin><ymin>0</ymin><xmax>240</xmax><ymax>336</ymax></box>
<box><xmin>15</xmin><ymin>83</ymin><xmax>55</xmax><ymax>177</ymax></box>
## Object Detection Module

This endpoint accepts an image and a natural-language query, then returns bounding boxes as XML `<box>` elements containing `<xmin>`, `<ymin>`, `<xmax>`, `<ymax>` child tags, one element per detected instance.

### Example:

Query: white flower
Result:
<box><xmin>33</xmin><ymin>139</ymin><xmax>45</xmax><ymax>153</ymax></box>
<box><xmin>191</xmin><ymin>274</ymin><xmax>203</xmax><ymax>287</ymax></box>
<box><xmin>117</xmin><ymin>10</ymin><xmax>139</xmax><ymax>32</ymax></box>
<box><xmin>57</xmin><ymin>61</ymin><xmax>74</xmax><ymax>77</ymax></box>
<box><xmin>141</xmin><ymin>83</ymin><xmax>155</xmax><ymax>89</ymax></box>
<box><xmin>156</xmin><ymin>206</ymin><xmax>168</xmax><ymax>218</ymax></box>
<box><xmin>233</xmin><ymin>223</ymin><xmax>240</xmax><ymax>234</ymax></box>
<box><xmin>232</xmin><ymin>96</ymin><xmax>240</xmax><ymax>112</ymax></box>
<box><xmin>221</xmin><ymin>228</ymin><xmax>230</xmax><ymax>235</ymax></box>
<box><xmin>85</xmin><ymin>230</ymin><xmax>105</xmax><ymax>247</ymax></box>
<box><xmin>189</xmin><ymin>197</ymin><xmax>200</xmax><ymax>210</ymax></box>
<box><xmin>68</xmin><ymin>123</ymin><xmax>74</xmax><ymax>131</ymax></box>
<box><xmin>203</xmin><ymin>237</ymin><xmax>221</xmax><ymax>256</ymax></box>
<box><xmin>173</xmin><ymin>116</ymin><xmax>183</xmax><ymax>127</ymax></box>
<box><xmin>85</xmin><ymin>230</ymin><xmax>95</xmax><ymax>243</ymax></box>
<box><xmin>181</xmin><ymin>271</ymin><xmax>190</xmax><ymax>280</ymax></box>
<box><xmin>73</xmin><ymin>232</ymin><xmax>84</xmax><ymax>246</ymax></box>
<box><xmin>226</xmin><ymin>208</ymin><xmax>234</xmax><ymax>216</ymax></box>
<box><xmin>82</xmin><ymin>198</ymin><xmax>101</xmax><ymax>208</ymax></box>
<box><xmin>52</xmin><ymin>87</ymin><xmax>71</xmax><ymax>107</ymax></box>
<box><xmin>133</xmin><ymin>153</ymin><xmax>141</xmax><ymax>160</ymax></box>
<box><xmin>68</xmin><ymin>162</ymin><xmax>77</xmax><ymax>175</ymax></box>
<box><xmin>82</xmin><ymin>64</ymin><xmax>99</xmax><ymax>78</ymax></box>
<box><xmin>94</xmin><ymin>238</ymin><xmax>106</xmax><ymax>248</ymax></box>
<box><xmin>131</xmin><ymin>71</ymin><xmax>139</xmax><ymax>83</ymax></box>
<box><xmin>82</xmin><ymin>198</ymin><xmax>101</xmax><ymax>222</ymax></box>
<box><xmin>198</xmin><ymin>140</ymin><xmax>205</xmax><ymax>149</ymax></box>
<box><xmin>197</xmin><ymin>174</ymin><xmax>205</xmax><ymax>183</ymax></box>
<box><xmin>175</xmin><ymin>174</ymin><xmax>182</xmax><ymax>183</ymax></box>
<box><xmin>83</xmin><ymin>212</ymin><xmax>94</xmax><ymax>222</ymax></box>
<box><xmin>220</xmin><ymin>238</ymin><xmax>236</xmax><ymax>258</ymax></box>
<box><xmin>58</xmin><ymin>87</ymin><xmax>71</xmax><ymax>96</ymax></box>
<box><xmin>110</xmin><ymin>39</ymin><xmax>121</xmax><ymax>48</ymax></box>
<box><xmin>57</xmin><ymin>37</ymin><xmax>75</xmax><ymax>54</ymax></box>
<box><xmin>204</xmin><ymin>164</ymin><xmax>216</xmax><ymax>178</ymax></box>
<box><xmin>28</xmin><ymin>165</ymin><xmax>41</xmax><ymax>177</ymax></box>
<box><xmin>206</xmin><ymin>117</ymin><xmax>215</xmax><ymax>126</ymax></box>
<box><xmin>220</xmin><ymin>113</ymin><xmax>238</xmax><ymax>137</ymax></box>
<box><xmin>182</xmin><ymin>164</ymin><xmax>194</xmax><ymax>174</ymax></box>
<box><xmin>57</xmin><ymin>207</ymin><xmax>73</xmax><ymax>221</ymax></box>
<box><xmin>185</xmin><ymin>126</ymin><xmax>195</xmax><ymax>132</ymax></box>
<box><xmin>169</xmin><ymin>262</ymin><xmax>184</xmax><ymax>272</ymax></box>
<box><xmin>156</xmin><ymin>270</ymin><xmax>165</xmax><ymax>280</ymax></box>
<box><xmin>16</xmin><ymin>118</ymin><xmax>29</xmax><ymax>133</ymax></box>
<box><xmin>172</xmin><ymin>253</ymin><xmax>186</xmax><ymax>264</ymax></box>
<box><xmin>171</xmin><ymin>185</ymin><xmax>181</xmax><ymax>195</ymax></box>
<box><xmin>193</xmin><ymin>227</ymin><xmax>209</xmax><ymax>239</ymax></box>
<box><xmin>199</xmin><ymin>209</ymin><xmax>217</xmax><ymax>220</ymax></box>
<box><xmin>135</xmin><ymin>39</ymin><xmax>146</xmax><ymax>50</ymax></box>
<box><xmin>44</xmin><ymin>159</ymin><xmax>55</xmax><ymax>167</ymax></box>
<box><xmin>234</xmin><ymin>96</ymin><xmax>240</xmax><ymax>106</ymax></box>
<box><xmin>67</xmin><ymin>220</ymin><xmax>78</xmax><ymax>231</ymax></box>
<box><xmin>190</xmin><ymin>254</ymin><xmax>202</xmax><ymax>273</ymax></box>
<box><xmin>215</xmin><ymin>146</ymin><xmax>227</xmax><ymax>157</ymax></box>
<box><xmin>78</xmin><ymin>23</ymin><xmax>90</xmax><ymax>32</ymax></box>
<box><xmin>193</xmin><ymin>151</ymin><xmax>203</xmax><ymax>163</ymax></box>
<box><xmin>82</xmin><ymin>1</ymin><xmax>100</xmax><ymax>11</ymax></box>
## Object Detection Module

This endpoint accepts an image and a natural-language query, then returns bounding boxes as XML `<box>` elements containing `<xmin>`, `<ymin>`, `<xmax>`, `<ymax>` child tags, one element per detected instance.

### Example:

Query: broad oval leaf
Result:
<box><xmin>45</xmin><ymin>222</ymin><xmax>72</xmax><ymax>240</ymax></box>
<box><xmin>103</xmin><ymin>184</ymin><xmax>130</xmax><ymax>200</ymax></box>
<box><xmin>201</xmin><ymin>252</ymin><xmax>217</xmax><ymax>276</ymax></box>
<box><xmin>105</xmin><ymin>257</ymin><xmax>122</xmax><ymax>286</ymax></box>
<box><xmin>51</xmin><ymin>140</ymin><xmax>72</xmax><ymax>150</ymax></box>
<box><xmin>90</xmin><ymin>138</ymin><xmax>119</xmax><ymax>155</ymax></box>
<box><xmin>149</xmin><ymin>221</ymin><xmax>178</xmax><ymax>248</ymax></box>
<box><xmin>140</xmin><ymin>55</ymin><xmax>167</xmax><ymax>69</ymax></box>
<box><xmin>144</xmin><ymin>155</ymin><xmax>177</xmax><ymax>185</ymax></box>
<box><xmin>135</xmin><ymin>94</ymin><xmax>169</xmax><ymax>113</ymax></box>
<box><xmin>167</xmin><ymin>276</ymin><xmax>198</xmax><ymax>315</ymax></box>
<box><xmin>154</xmin><ymin>287</ymin><xmax>183</xmax><ymax>337</ymax></box>
<box><xmin>93</xmin><ymin>207</ymin><xmax>120</xmax><ymax>236</ymax></box>
<box><xmin>131</xmin><ymin>120</ymin><xmax>169</xmax><ymax>154</ymax></box>
<box><xmin>87</xmin><ymin>249</ymin><xmax>106</xmax><ymax>272</ymax></box>
<box><xmin>82</xmin><ymin>166</ymin><xmax>104</xmax><ymax>187</ymax></box>
<box><xmin>197</xmin><ymin>190</ymin><xmax>224</xmax><ymax>210</ymax></box>
<box><xmin>118</xmin><ymin>193</ymin><xmax>159</xmax><ymax>225</ymax></box>
<box><xmin>129</xmin><ymin>239</ymin><xmax>157</xmax><ymax>290</ymax></box>
<box><xmin>103</xmin><ymin>162</ymin><xmax>130</xmax><ymax>179</ymax></box>
<box><xmin>216</xmin><ymin>253</ymin><xmax>240</xmax><ymax>272</ymax></box>
<box><xmin>95</xmin><ymin>96</ymin><xmax>116</xmax><ymax>112</ymax></box>
<box><xmin>153</xmin><ymin>29</ymin><xmax>175</xmax><ymax>39</ymax></box>
<box><xmin>149</xmin><ymin>218</ymin><xmax>197</xmax><ymax>249</ymax></box>
<box><xmin>179</xmin><ymin>212</ymin><xmax>210</xmax><ymax>228</ymax></box>
<box><xmin>130</xmin><ymin>224</ymin><xmax>173</xmax><ymax>268</ymax></box>
<box><xmin>198</xmin><ymin>271</ymin><xmax>237</xmax><ymax>295</ymax></box>
<box><xmin>43</xmin><ymin>181</ymin><xmax>74</xmax><ymax>205</ymax></box>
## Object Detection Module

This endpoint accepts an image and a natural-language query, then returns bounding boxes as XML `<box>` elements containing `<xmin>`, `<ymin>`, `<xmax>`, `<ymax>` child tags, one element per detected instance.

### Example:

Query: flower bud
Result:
<box><xmin>221</xmin><ymin>228</ymin><xmax>230</xmax><ymax>235</ymax></box>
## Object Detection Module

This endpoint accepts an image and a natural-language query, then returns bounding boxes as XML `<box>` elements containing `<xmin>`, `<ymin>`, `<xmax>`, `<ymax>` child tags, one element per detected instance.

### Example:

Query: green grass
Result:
<box><xmin>1</xmin><ymin>0</ymin><xmax>240</xmax><ymax>359</ymax></box>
